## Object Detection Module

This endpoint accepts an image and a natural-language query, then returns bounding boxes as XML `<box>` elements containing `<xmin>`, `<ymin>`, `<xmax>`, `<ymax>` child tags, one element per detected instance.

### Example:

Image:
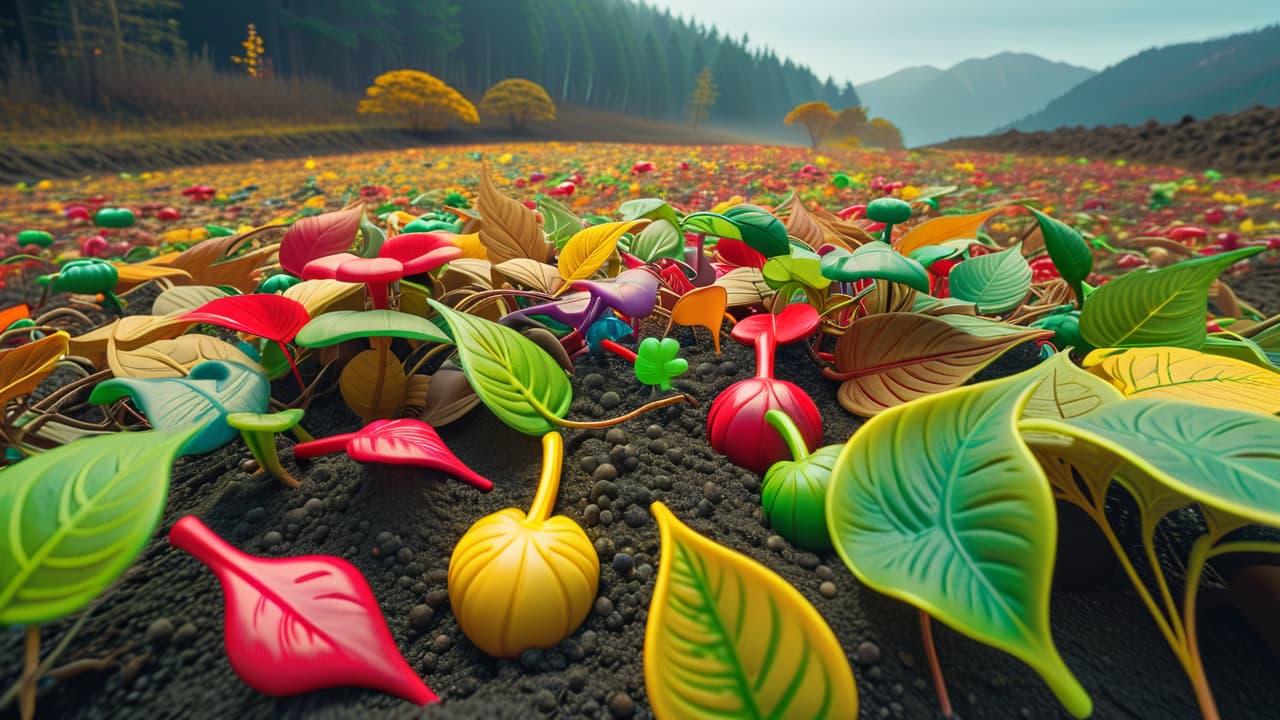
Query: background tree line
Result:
<box><xmin>1</xmin><ymin>0</ymin><xmax>860</xmax><ymax>133</ymax></box>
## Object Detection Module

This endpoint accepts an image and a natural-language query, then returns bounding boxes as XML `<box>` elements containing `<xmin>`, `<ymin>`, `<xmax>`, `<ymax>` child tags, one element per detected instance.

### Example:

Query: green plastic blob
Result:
<box><xmin>16</xmin><ymin>230</ymin><xmax>54</xmax><ymax>248</ymax></box>
<box><xmin>865</xmin><ymin>197</ymin><xmax>912</xmax><ymax>225</ymax></box>
<box><xmin>295</xmin><ymin>310</ymin><xmax>450</xmax><ymax>347</ymax></box>
<box><xmin>760</xmin><ymin>410</ymin><xmax>841</xmax><ymax>551</ymax></box>
<box><xmin>256</xmin><ymin>273</ymin><xmax>302</xmax><ymax>294</ymax></box>
<box><xmin>94</xmin><ymin>208</ymin><xmax>135</xmax><ymax>228</ymax></box>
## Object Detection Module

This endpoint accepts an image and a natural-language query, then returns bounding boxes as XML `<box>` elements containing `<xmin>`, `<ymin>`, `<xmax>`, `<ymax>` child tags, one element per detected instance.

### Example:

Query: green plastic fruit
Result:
<box><xmin>94</xmin><ymin>208</ymin><xmax>136</xmax><ymax>228</ymax></box>
<box><xmin>16</xmin><ymin>230</ymin><xmax>54</xmax><ymax>248</ymax></box>
<box><xmin>760</xmin><ymin>410</ymin><xmax>841</xmax><ymax>551</ymax></box>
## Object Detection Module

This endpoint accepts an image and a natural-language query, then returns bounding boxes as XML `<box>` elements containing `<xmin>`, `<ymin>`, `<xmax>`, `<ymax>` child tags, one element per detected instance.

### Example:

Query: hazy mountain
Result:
<box><xmin>857</xmin><ymin>53</ymin><xmax>1095</xmax><ymax>146</ymax></box>
<box><xmin>1007</xmin><ymin>25</ymin><xmax>1280</xmax><ymax>132</ymax></box>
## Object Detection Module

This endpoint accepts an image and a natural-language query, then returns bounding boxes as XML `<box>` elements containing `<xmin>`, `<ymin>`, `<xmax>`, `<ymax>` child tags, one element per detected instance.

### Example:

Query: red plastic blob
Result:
<box><xmin>169</xmin><ymin>516</ymin><xmax>438</xmax><ymax>705</ymax></box>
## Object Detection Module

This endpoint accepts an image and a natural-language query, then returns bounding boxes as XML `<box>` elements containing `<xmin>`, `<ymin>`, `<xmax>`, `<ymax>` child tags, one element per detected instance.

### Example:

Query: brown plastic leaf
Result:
<box><xmin>477</xmin><ymin>165</ymin><xmax>553</xmax><ymax>265</ymax></box>
<box><xmin>282</xmin><ymin>280</ymin><xmax>365</xmax><ymax>317</ymax></box>
<box><xmin>340</xmin><ymin>349</ymin><xmax>406</xmax><ymax>421</ymax></box>
<box><xmin>859</xmin><ymin>280</ymin><xmax>917</xmax><ymax>316</ymax></box>
<box><xmin>714</xmin><ymin>267</ymin><xmax>776</xmax><ymax>307</ymax></box>
<box><xmin>69</xmin><ymin>315</ymin><xmax>194</xmax><ymax>369</ymax></box>
<box><xmin>420</xmin><ymin>363</ymin><xmax>480</xmax><ymax>426</ymax></box>
<box><xmin>808</xmin><ymin>204</ymin><xmax>875</xmax><ymax>248</ymax></box>
<box><xmin>669</xmin><ymin>285</ymin><xmax>729</xmax><ymax>353</ymax></box>
<box><xmin>152</xmin><ymin>286</ymin><xmax>229</xmax><ymax>316</ymax></box>
<box><xmin>0</xmin><ymin>332</ymin><xmax>69</xmax><ymax>408</ymax></box>
<box><xmin>166</xmin><ymin>230</ymin><xmax>282</xmax><ymax>292</ymax></box>
<box><xmin>112</xmin><ymin>263</ymin><xmax>194</xmax><ymax>292</ymax></box>
<box><xmin>557</xmin><ymin>220</ymin><xmax>648</xmax><ymax>289</ymax></box>
<box><xmin>436</xmin><ymin>259</ymin><xmax>493</xmax><ymax>294</ymax></box>
<box><xmin>494</xmin><ymin>259</ymin><xmax>564</xmax><ymax>294</ymax></box>
<box><xmin>895</xmin><ymin>205</ymin><xmax>1010</xmax><ymax>256</ymax></box>
<box><xmin>785</xmin><ymin>195</ymin><xmax>827</xmax><ymax>250</ymax></box>
<box><xmin>107</xmin><ymin>334</ymin><xmax>261</xmax><ymax>379</ymax></box>
<box><xmin>524</xmin><ymin>327</ymin><xmax>575</xmax><ymax>373</ymax></box>
<box><xmin>823</xmin><ymin>313</ymin><xmax>1052</xmax><ymax>416</ymax></box>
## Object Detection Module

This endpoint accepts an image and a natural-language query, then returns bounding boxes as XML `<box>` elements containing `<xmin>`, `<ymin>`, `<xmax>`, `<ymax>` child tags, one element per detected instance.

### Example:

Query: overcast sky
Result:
<box><xmin>648</xmin><ymin>0</ymin><xmax>1279</xmax><ymax>85</ymax></box>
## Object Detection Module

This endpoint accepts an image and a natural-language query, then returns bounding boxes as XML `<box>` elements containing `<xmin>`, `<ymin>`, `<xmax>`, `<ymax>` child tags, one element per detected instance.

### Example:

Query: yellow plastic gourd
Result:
<box><xmin>448</xmin><ymin>432</ymin><xmax>598</xmax><ymax>657</ymax></box>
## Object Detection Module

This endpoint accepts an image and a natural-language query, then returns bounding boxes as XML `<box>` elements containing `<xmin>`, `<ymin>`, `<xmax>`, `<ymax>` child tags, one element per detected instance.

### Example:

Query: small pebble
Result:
<box><xmin>599</xmin><ymin>391</ymin><xmax>621</xmax><ymax>409</ymax></box>
<box><xmin>592</xmin><ymin>463</ymin><xmax>618</xmax><ymax>482</ymax></box>
<box><xmin>303</xmin><ymin>498</ymin><xmax>325</xmax><ymax>515</ymax></box>
<box><xmin>645</xmin><ymin>424</ymin><xmax>664</xmax><ymax>439</ymax></box>
<box><xmin>599</xmin><ymin>509</ymin><xmax>615</xmax><ymax>526</ymax></box>
<box><xmin>816</xmin><ymin>565</ymin><xmax>835</xmax><ymax>581</ymax></box>
<box><xmin>898</xmin><ymin>650</ymin><xmax>916</xmax><ymax>668</ymax></box>
<box><xmin>580</xmin><ymin>455</ymin><xmax>600</xmax><ymax>473</ymax></box>
<box><xmin>592</xmin><ymin>479</ymin><xmax>620</xmax><ymax>502</ymax></box>
<box><xmin>430</xmin><ymin>634</ymin><xmax>453</xmax><ymax>653</ymax></box>
<box><xmin>595</xmin><ymin>596</ymin><xmax>615</xmax><ymax>615</ymax></box>
<box><xmin>520</xmin><ymin>648</ymin><xmax>544</xmax><ymax>670</ymax></box>
<box><xmin>245</xmin><ymin>507</ymin><xmax>266</xmax><ymax>524</ymax></box>
<box><xmin>636</xmin><ymin>564</ymin><xmax>654</xmax><ymax>580</ymax></box>
<box><xmin>583</xmin><ymin>504</ymin><xmax>601</xmax><ymax>526</ymax></box>
<box><xmin>409</xmin><ymin>604</ymin><xmax>434</xmax><ymax>631</ymax></box>
<box><xmin>311</xmin><ymin>467</ymin><xmax>332</xmax><ymax>484</ymax></box>
<box><xmin>855</xmin><ymin>640</ymin><xmax>882</xmax><ymax>666</ymax></box>
<box><xmin>145</xmin><ymin>618</ymin><xmax>174</xmax><ymax>646</ymax></box>
<box><xmin>766</xmin><ymin>535</ymin><xmax>787</xmax><ymax>553</ymax></box>
<box><xmin>719</xmin><ymin>361</ymin><xmax>739</xmax><ymax>375</ymax></box>
<box><xmin>239</xmin><ymin>458</ymin><xmax>259</xmax><ymax>473</ymax></box>
<box><xmin>172</xmin><ymin>623</ymin><xmax>197</xmax><ymax>646</ymax></box>
<box><xmin>606</xmin><ymin>428</ymin><xmax>627</xmax><ymax>445</ymax></box>
<box><xmin>820</xmin><ymin>579</ymin><xmax>839</xmax><ymax>598</ymax></box>
<box><xmin>795</xmin><ymin>552</ymin><xmax>819</xmax><ymax>570</ymax></box>
<box><xmin>261</xmin><ymin>531</ymin><xmax>283</xmax><ymax>549</ymax></box>
<box><xmin>695</xmin><ymin>499</ymin><xmax>715</xmax><ymax>517</ymax></box>
<box><xmin>583</xmin><ymin>373</ymin><xmax>606</xmax><ymax>389</ymax></box>
<box><xmin>533</xmin><ymin>689</ymin><xmax>557</xmax><ymax>712</ymax></box>
<box><xmin>612</xmin><ymin>553</ymin><xmax>635</xmax><ymax>575</ymax></box>
<box><xmin>696</xmin><ymin>361</ymin><xmax>717</xmax><ymax>376</ymax></box>
<box><xmin>623</xmin><ymin>505</ymin><xmax>648</xmax><ymax>528</ymax></box>
<box><xmin>608</xmin><ymin>691</ymin><xmax>636</xmax><ymax>718</ymax></box>
<box><xmin>425</xmin><ymin>589</ymin><xmax>449</xmax><ymax>608</ymax></box>
<box><xmin>649</xmin><ymin>439</ymin><xmax>668</xmax><ymax>455</ymax></box>
<box><xmin>702</xmin><ymin>482</ymin><xmax>723</xmax><ymax>504</ymax></box>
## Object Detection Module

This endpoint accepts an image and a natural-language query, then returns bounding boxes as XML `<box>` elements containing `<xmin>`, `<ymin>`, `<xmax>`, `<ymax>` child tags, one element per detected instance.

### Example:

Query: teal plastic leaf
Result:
<box><xmin>633</xmin><ymin>337</ymin><xmax>688</xmax><ymax>390</ymax></box>
<box><xmin>0</xmin><ymin>427</ymin><xmax>198</xmax><ymax>624</ymax></box>
<box><xmin>948</xmin><ymin>242</ymin><xmax>1033</xmax><ymax>314</ymax></box>
<box><xmin>820</xmin><ymin>243</ymin><xmax>931</xmax><ymax>293</ymax></box>
<box><xmin>428</xmin><ymin>300</ymin><xmax>571</xmax><ymax>435</ymax></box>
<box><xmin>295</xmin><ymin>310</ymin><xmax>449</xmax><ymax>346</ymax></box>
<box><xmin>1080</xmin><ymin>246</ymin><xmax>1265</xmax><ymax>349</ymax></box>
<box><xmin>827</xmin><ymin>369</ymin><xmax>1091</xmax><ymax>717</ymax></box>
<box><xmin>88</xmin><ymin>360</ymin><xmax>270</xmax><ymax>454</ymax></box>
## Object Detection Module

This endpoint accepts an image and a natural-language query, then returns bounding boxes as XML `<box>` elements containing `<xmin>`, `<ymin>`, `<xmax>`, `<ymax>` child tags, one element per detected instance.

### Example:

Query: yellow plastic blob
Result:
<box><xmin>448</xmin><ymin>432</ymin><xmax>599</xmax><ymax>657</ymax></box>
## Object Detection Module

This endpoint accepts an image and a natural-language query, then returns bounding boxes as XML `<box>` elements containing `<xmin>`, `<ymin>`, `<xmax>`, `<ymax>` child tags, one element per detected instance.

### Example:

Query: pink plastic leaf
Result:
<box><xmin>346</xmin><ymin>419</ymin><xmax>493</xmax><ymax>491</ymax></box>
<box><xmin>168</xmin><ymin>515</ymin><xmax>437</xmax><ymax>705</ymax></box>
<box><xmin>301</xmin><ymin>252</ymin><xmax>361</xmax><ymax>281</ymax></box>
<box><xmin>292</xmin><ymin>431</ymin><xmax>360</xmax><ymax>459</ymax></box>
<box><xmin>730</xmin><ymin>303</ymin><xmax>820</xmax><ymax>347</ymax></box>
<box><xmin>181</xmin><ymin>294</ymin><xmax>311</xmax><ymax>344</ymax></box>
<box><xmin>379</xmin><ymin>233</ymin><xmax>462</xmax><ymax>275</ymax></box>
<box><xmin>714</xmin><ymin>238</ymin><xmax>767</xmax><ymax>270</ymax></box>
<box><xmin>279</xmin><ymin>206</ymin><xmax>365</xmax><ymax>277</ymax></box>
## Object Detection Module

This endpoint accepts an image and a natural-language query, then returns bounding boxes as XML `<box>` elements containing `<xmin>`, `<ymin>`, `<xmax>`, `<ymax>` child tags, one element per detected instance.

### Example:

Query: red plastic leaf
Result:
<box><xmin>168</xmin><ymin>515</ymin><xmax>437</xmax><ymax>705</ymax></box>
<box><xmin>379</xmin><ymin>233</ymin><xmax>462</xmax><ymax>275</ymax></box>
<box><xmin>730</xmin><ymin>303</ymin><xmax>820</xmax><ymax>346</ymax></box>
<box><xmin>181</xmin><ymin>294</ymin><xmax>311</xmax><ymax>343</ymax></box>
<box><xmin>293</xmin><ymin>419</ymin><xmax>493</xmax><ymax>491</ymax></box>
<box><xmin>301</xmin><ymin>252</ymin><xmax>361</xmax><ymax>281</ymax></box>
<box><xmin>714</xmin><ymin>238</ymin><xmax>767</xmax><ymax>270</ymax></box>
<box><xmin>279</xmin><ymin>206</ymin><xmax>365</xmax><ymax>277</ymax></box>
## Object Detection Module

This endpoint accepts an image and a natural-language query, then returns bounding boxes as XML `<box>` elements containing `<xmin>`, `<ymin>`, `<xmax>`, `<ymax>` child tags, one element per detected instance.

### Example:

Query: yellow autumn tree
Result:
<box><xmin>478</xmin><ymin>78</ymin><xmax>557</xmax><ymax>133</ymax></box>
<box><xmin>785</xmin><ymin>101</ymin><xmax>838</xmax><ymax>148</ymax></box>
<box><xmin>690</xmin><ymin>67</ymin><xmax>718</xmax><ymax>132</ymax></box>
<box><xmin>358</xmin><ymin>70</ymin><xmax>479</xmax><ymax>132</ymax></box>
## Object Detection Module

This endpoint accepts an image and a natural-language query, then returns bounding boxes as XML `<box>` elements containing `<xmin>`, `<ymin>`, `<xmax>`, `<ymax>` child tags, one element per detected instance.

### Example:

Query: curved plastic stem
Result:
<box><xmin>600</xmin><ymin>339</ymin><xmax>637</xmax><ymax>363</ymax></box>
<box><xmin>1182</xmin><ymin>535</ymin><xmax>1220</xmax><ymax>720</ymax></box>
<box><xmin>19</xmin><ymin>626</ymin><xmax>38</xmax><ymax>720</ymax></box>
<box><xmin>880</xmin><ymin>223</ymin><xmax>894</xmax><ymax>244</ymax></box>
<box><xmin>1141</xmin><ymin>513</ymin><xmax>1187</xmax><ymax>645</ymax></box>
<box><xmin>241</xmin><ymin>431</ymin><xmax>299</xmax><ymax>488</ymax></box>
<box><xmin>527</xmin><ymin>432</ymin><xmax>563</xmax><ymax>522</ymax></box>
<box><xmin>920</xmin><ymin>611</ymin><xmax>953</xmax><ymax>719</ymax></box>
<box><xmin>552</xmin><ymin>393</ymin><xmax>697</xmax><ymax>429</ymax></box>
<box><xmin>765</xmin><ymin>409</ymin><xmax>810</xmax><ymax>461</ymax></box>
<box><xmin>754</xmin><ymin>332</ymin><xmax>777</xmax><ymax>379</ymax></box>
<box><xmin>276</xmin><ymin>341</ymin><xmax>305</xmax><ymax>392</ymax></box>
<box><xmin>367</xmin><ymin>281</ymin><xmax>390</xmax><ymax>310</ymax></box>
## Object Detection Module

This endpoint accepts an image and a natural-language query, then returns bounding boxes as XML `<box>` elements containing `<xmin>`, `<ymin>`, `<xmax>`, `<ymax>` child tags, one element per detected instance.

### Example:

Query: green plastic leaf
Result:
<box><xmin>645</xmin><ymin>502</ymin><xmax>859</xmax><ymax>719</ymax></box>
<box><xmin>820</xmin><ymin>243</ymin><xmax>931</xmax><ymax>293</ymax></box>
<box><xmin>908</xmin><ymin>244</ymin><xmax>962</xmax><ymax>269</ymax></box>
<box><xmin>948</xmin><ymin>242</ymin><xmax>1032</xmax><ymax>314</ymax></box>
<box><xmin>538</xmin><ymin>195</ymin><xmax>585</xmax><ymax>250</ymax></box>
<box><xmin>1020</xmin><ymin>399</ymin><xmax>1280</xmax><ymax>528</ymax></box>
<box><xmin>295</xmin><ymin>310</ymin><xmax>449</xmax><ymax>346</ymax></box>
<box><xmin>1203</xmin><ymin>332</ymin><xmax>1276</xmax><ymax>369</ymax></box>
<box><xmin>723</xmin><ymin>204</ymin><xmax>790</xmax><ymax>258</ymax></box>
<box><xmin>0</xmin><ymin>427</ymin><xmax>198</xmax><ymax>625</ymax></box>
<box><xmin>827</xmin><ymin>370</ymin><xmax>1092</xmax><ymax>718</ymax></box>
<box><xmin>682</xmin><ymin>212</ymin><xmax>742</xmax><ymax>243</ymax></box>
<box><xmin>1080</xmin><ymin>246</ymin><xmax>1265</xmax><ymax>349</ymax></box>
<box><xmin>88</xmin><ymin>360</ymin><xmax>270</xmax><ymax>455</ymax></box>
<box><xmin>356</xmin><ymin>213</ymin><xmax>387</xmax><ymax>258</ymax></box>
<box><xmin>1030</xmin><ymin>209</ymin><xmax>1092</xmax><ymax>301</ymax></box>
<box><xmin>633</xmin><ymin>337</ymin><xmax>688</xmax><ymax>390</ymax></box>
<box><xmin>618</xmin><ymin>198</ymin><xmax>680</xmax><ymax>229</ymax></box>
<box><xmin>763</xmin><ymin>246</ymin><xmax>831</xmax><ymax>292</ymax></box>
<box><xmin>622</xmin><ymin>219</ymin><xmax>684</xmax><ymax>262</ymax></box>
<box><xmin>428</xmin><ymin>299</ymin><xmax>571</xmax><ymax>435</ymax></box>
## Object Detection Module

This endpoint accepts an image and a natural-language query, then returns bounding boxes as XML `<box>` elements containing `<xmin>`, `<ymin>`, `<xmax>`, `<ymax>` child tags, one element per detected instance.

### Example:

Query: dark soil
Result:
<box><xmin>935</xmin><ymin>105</ymin><xmax>1280</xmax><ymax>177</ymax></box>
<box><xmin>3</xmin><ymin>282</ymin><xmax>1280</xmax><ymax>719</ymax></box>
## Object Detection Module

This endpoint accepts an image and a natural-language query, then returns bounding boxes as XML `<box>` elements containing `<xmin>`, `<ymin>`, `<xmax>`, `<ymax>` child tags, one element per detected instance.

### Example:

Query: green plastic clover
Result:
<box><xmin>634</xmin><ymin>337</ymin><xmax>688</xmax><ymax>391</ymax></box>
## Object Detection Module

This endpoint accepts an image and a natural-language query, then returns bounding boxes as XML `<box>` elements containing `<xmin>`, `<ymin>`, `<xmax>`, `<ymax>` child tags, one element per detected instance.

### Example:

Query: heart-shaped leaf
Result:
<box><xmin>1080</xmin><ymin>246</ymin><xmax>1265</xmax><ymax>349</ymax></box>
<box><xmin>296</xmin><ymin>310</ymin><xmax>449</xmax><ymax>347</ymax></box>
<box><xmin>477</xmin><ymin>165</ymin><xmax>553</xmax><ymax>265</ymax></box>
<box><xmin>108</xmin><ymin>334</ymin><xmax>261</xmax><ymax>379</ymax></box>
<box><xmin>634</xmin><ymin>337</ymin><xmax>688</xmax><ymax>390</ymax></box>
<box><xmin>622</xmin><ymin>219</ymin><xmax>684</xmax><ymax>263</ymax></box>
<box><xmin>645</xmin><ymin>501</ymin><xmax>858</xmax><ymax>719</ymax></box>
<box><xmin>0</xmin><ymin>427</ymin><xmax>196</xmax><ymax>624</ymax></box>
<box><xmin>339</xmin><ymin>349</ymin><xmax>407</xmax><ymax>421</ymax></box>
<box><xmin>89</xmin><ymin>360</ymin><xmax>270</xmax><ymax>454</ymax></box>
<box><xmin>169</xmin><ymin>516</ymin><xmax>437</xmax><ymax>704</ymax></box>
<box><xmin>827</xmin><ymin>371</ymin><xmax>1091</xmax><ymax>718</ymax></box>
<box><xmin>1020</xmin><ymin>400</ymin><xmax>1280</xmax><ymax>528</ymax></box>
<box><xmin>823</xmin><ymin>313</ymin><xmax>1051</xmax><ymax>416</ymax></box>
<box><xmin>1082</xmin><ymin>346</ymin><xmax>1280</xmax><ymax>414</ymax></box>
<box><xmin>820</xmin><ymin>243</ymin><xmax>930</xmax><ymax>293</ymax></box>
<box><xmin>152</xmin><ymin>285</ymin><xmax>230</xmax><ymax>316</ymax></box>
<box><xmin>558</xmin><ymin>220</ymin><xmax>648</xmax><ymax>289</ymax></box>
<box><xmin>762</xmin><ymin>246</ymin><xmax>831</xmax><ymax>291</ymax></box>
<box><xmin>894</xmin><ymin>205</ymin><xmax>1009</xmax><ymax>256</ymax></box>
<box><xmin>429</xmin><ymin>300</ymin><xmax>571</xmax><ymax>435</ymax></box>
<box><xmin>0</xmin><ymin>331</ymin><xmax>69</xmax><ymax>408</ymax></box>
<box><xmin>730</xmin><ymin>302</ymin><xmax>821</xmax><ymax>348</ymax></box>
<box><xmin>181</xmin><ymin>293</ymin><xmax>311</xmax><ymax>344</ymax></box>
<box><xmin>670</xmin><ymin>284</ymin><xmax>729</xmax><ymax>353</ymax></box>
<box><xmin>278</xmin><ymin>205</ymin><xmax>364</xmax><ymax>276</ymax></box>
<box><xmin>1030</xmin><ymin>209</ymin><xmax>1091</xmax><ymax>303</ymax></box>
<box><xmin>948</xmin><ymin>243</ymin><xmax>1033</xmax><ymax>314</ymax></box>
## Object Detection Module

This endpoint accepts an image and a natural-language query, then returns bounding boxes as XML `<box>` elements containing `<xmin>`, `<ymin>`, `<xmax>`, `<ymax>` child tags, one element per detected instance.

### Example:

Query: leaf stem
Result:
<box><xmin>242</xmin><ymin>431</ymin><xmax>299</xmax><ymax>488</ymax></box>
<box><xmin>277</xmin><ymin>341</ymin><xmax>305</xmax><ymax>392</ymax></box>
<box><xmin>526</xmin><ymin>431</ymin><xmax>563</xmax><ymax>522</ymax></box>
<box><xmin>765</xmin><ymin>409</ymin><xmax>810</xmax><ymax>461</ymax></box>
<box><xmin>1182</xmin><ymin>534</ymin><xmax>1220</xmax><ymax>720</ymax></box>
<box><xmin>920</xmin><ymin>611</ymin><xmax>953</xmax><ymax>719</ymax></box>
<box><xmin>19</xmin><ymin>626</ymin><xmax>38</xmax><ymax>720</ymax></box>
<box><xmin>600</xmin><ymin>339</ymin><xmax>637</xmax><ymax>363</ymax></box>
<box><xmin>754</xmin><ymin>330</ymin><xmax>777</xmax><ymax>379</ymax></box>
<box><xmin>1142</xmin><ymin>514</ymin><xmax>1187</xmax><ymax>645</ymax></box>
<box><xmin>552</xmin><ymin>393</ymin><xmax>697</xmax><ymax>429</ymax></box>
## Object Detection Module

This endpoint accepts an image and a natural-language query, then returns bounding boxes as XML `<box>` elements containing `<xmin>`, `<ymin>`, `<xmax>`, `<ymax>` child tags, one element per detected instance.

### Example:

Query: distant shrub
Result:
<box><xmin>358</xmin><ymin>70</ymin><xmax>478</xmax><ymax>132</ymax></box>
<box><xmin>479</xmin><ymin>78</ymin><xmax>556</xmax><ymax>133</ymax></box>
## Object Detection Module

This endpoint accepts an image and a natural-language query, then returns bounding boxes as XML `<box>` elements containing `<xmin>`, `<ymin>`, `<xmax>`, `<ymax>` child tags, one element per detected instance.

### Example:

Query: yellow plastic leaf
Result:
<box><xmin>107</xmin><ymin>335</ymin><xmax>261</xmax><ymax>379</ymax></box>
<box><xmin>556</xmin><ymin>220</ymin><xmax>649</xmax><ymax>291</ymax></box>
<box><xmin>894</xmin><ymin>205</ymin><xmax>1009</xmax><ymax>257</ymax></box>
<box><xmin>0</xmin><ymin>332</ymin><xmax>69</xmax><ymax>408</ymax></box>
<box><xmin>68</xmin><ymin>316</ymin><xmax>194</xmax><ymax>369</ymax></box>
<box><xmin>339</xmin><ymin>348</ymin><xmax>406</xmax><ymax>421</ymax></box>
<box><xmin>111</xmin><ymin>263</ymin><xmax>194</xmax><ymax>292</ymax></box>
<box><xmin>476</xmin><ymin>165</ymin><xmax>553</xmax><ymax>265</ymax></box>
<box><xmin>645</xmin><ymin>502</ymin><xmax>858</xmax><ymax>719</ymax></box>
<box><xmin>668</xmin><ymin>285</ymin><xmax>728</xmax><ymax>353</ymax></box>
<box><xmin>282</xmin><ymin>279</ymin><xmax>365</xmax><ymax>317</ymax></box>
<box><xmin>1083</xmin><ymin>346</ymin><xmax>1280</xmax><ymax>414</ymax></box>
<box><xmin>1022</xmin><ymin>350</ymin><xmax>1124</xmax><ymax>422</ymax></box>
<box><xmin>448</xmin><ymin>232</ymin><xmax>489</xmax><ymax>260</ymax></box>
